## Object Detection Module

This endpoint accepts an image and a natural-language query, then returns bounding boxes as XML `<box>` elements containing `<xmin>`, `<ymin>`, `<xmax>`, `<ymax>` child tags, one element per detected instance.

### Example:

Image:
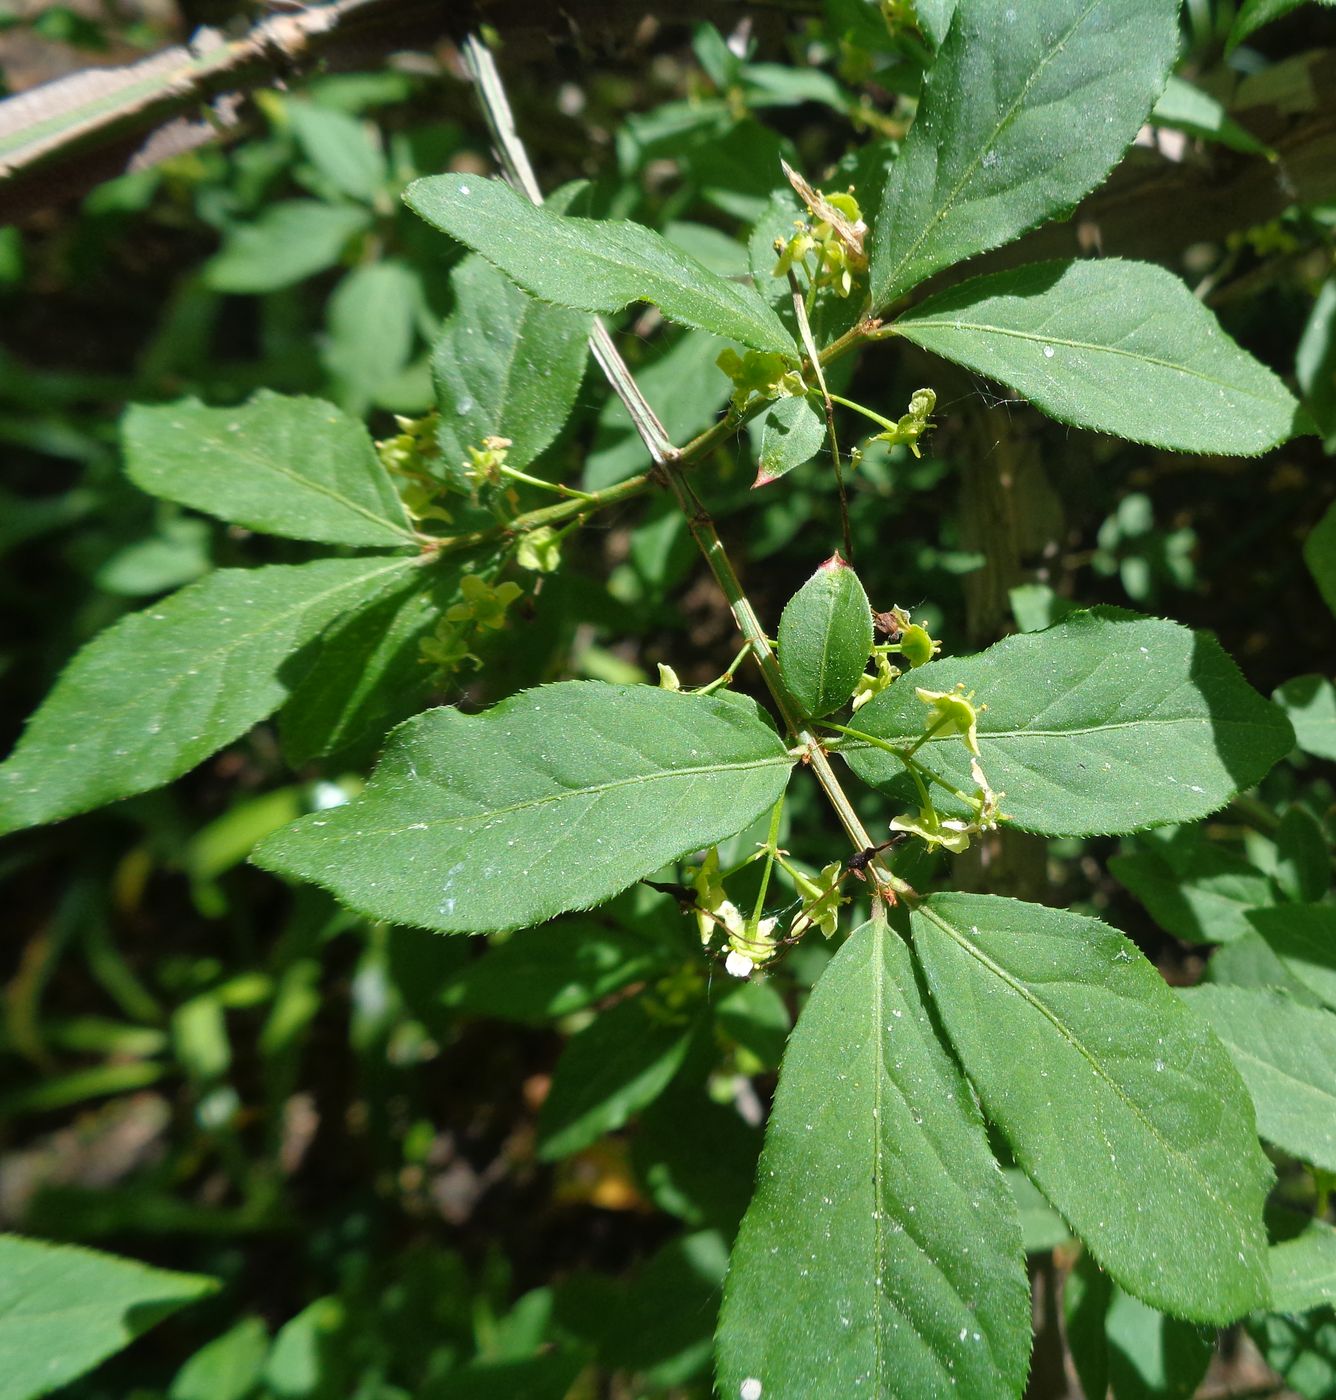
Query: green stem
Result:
<box><xmin>660</xmin><ymin>466</ymin><xmax>909</xmax><ymax>899</ymax></box>
<box><xmin>750</xmin><ymin>792</ymin><xmax>787</xmax><ymax>931</ymax></box>
<box><xmin>826</xmin><ymin>391</ymin><xmax>900</xmax><ymax>435</ymax></box>
<box><xmin>822</xmin><ymin>720</ymin><xmax>976</xmax><ymax>807</ymax></box>
<box><xmin>463</xmin><ymin>34</ymin><xmax>909</xmax><ymax>902</ymax></box>
<box><xmin>498</xmin><ymin>464</ymin><xmax>597</xmax><ymax>501</ymax></box>
<box><xmin>697</xmin><ymin>643</ymin><xmax>753</xmax><ymax>696</ymax></box>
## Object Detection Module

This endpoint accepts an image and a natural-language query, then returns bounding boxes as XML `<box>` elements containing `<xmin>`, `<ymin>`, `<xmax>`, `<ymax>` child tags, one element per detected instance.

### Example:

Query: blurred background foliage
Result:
<box><xmin>0</xmin><ymin>0</ymin><xmax>1334</xmax><ymax>1395</ymax></box>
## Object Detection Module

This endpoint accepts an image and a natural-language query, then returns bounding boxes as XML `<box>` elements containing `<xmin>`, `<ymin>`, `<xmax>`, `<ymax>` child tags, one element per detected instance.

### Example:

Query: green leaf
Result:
<box><xmin>434</xmin><ymin>255</ymin><xmax>591</xmax><ymax>476</ymax></box>
<box><xmin>425</xmin><ymin>1352</ymin><xmax>587</xmax><ymax>1400</ymax></box>
<box><xmin>1247</xmin><ymin>1310</ymin><xmax>1336</xmax><ymax>1400</ymax></box>
<box><xmin>278</xmin><ymin>568</ymin><xmax>453</xmax><ymax>766</ymax></box>
<box><xmin>536</xmin><ymin>998</ymin><xmax>697</xmax><ymax>1160</ymax></box>
<box><xmin>1064</xmin><ymin>1254</ymin><xmax>1113</xmax><ymax>1400</ymax></box>
<box><xmin>1110</xmin><ymin>828</ymin><xmax>1277</xmax><ymax>945</ymax></box>
<box><xmin>1270</xmin><ymin>1219</ymin><xmax>1336</xmax><ymax>1315</ymax></box>
<box><xmin>869</xmin><ymin>0</ymin><xmax>1180</xmax><ymax>307</ymax></box>
<box><xmin>0</xmin><ymin>1234</ymin><xmax>216</xmax><ymax>1400</ymax></box>
<box><xmin>1151</xmin><ymin>75</ymin><xmax>1272</xmax><ymax>157</ymax></box>
<box><xmin>754</xmin><ymin>394</ymin><xmax>826</xmax><ymax>485</ymax></box>
<box><xmin>716</xmin><ymin>919</ymin><xmax>1031</xmax><ymax>1400</ymax></box>
<box><xmin>1247</xmin><ymin>906</ymin><xmax>1336</xmax><ymax>1011</ymax></box>
<box><xmin>439</xmin><ymin>918</ymin><xmax>670</xmax><ymax>1024</ymax></box>
<box><xmin>1066</xmin><ymin>1255</ymin><xmax>1216</xmax><ymax>1400</ymax></box>
<box><xmin>1275</xmin><ymin>675</ymin><xmax>1336</xmax><ymax>761</ymax></box>
<box><xmin>714</xmin><ymin>979</ymin><xmax>791</xmax><ymax>1070</ymax></box>
<box><xmin>558</xmin><ymin>1231</ymin><xmax>727</xmax><ymax>1387</ymax></box>
<box><xmin>205</xmin><ymin>201</ymin><xmax>371</xmax><ymax>294</ymax></box>
<box><xmin>1205</xmin><ymin>931</ymin><xmax>1325</xmax><ymax>1007</ymax></box>
<box><xmin>404</xmin><ymin>174</ymin><xmax>796</xmax><ymax>357</ymax></box>
<box><xmin>915</xmin><ymin>0</ymin><xmax>959</xmax><ymax>47</ymax></box>
<box><xmin>1305</xmin><ymin>503</ymin><xmax>1336</xmax><ymax>618</ymax></box>
<box><xmin>912</xmin><ymin>893</ymin><xmax>1274</xmax><ymax>1322</ymax></box>
<box><xmin>1274</xmin><ymin>806</ymin><xmax>1331</xmax><ymax>904</ymax></box>
<box><xmin>323</xmin><ymin>261</ymin><xmax>421</xmax><ymax>413</ymax></box>
<box><xmin>844</xmin><ymin>610</ymin><xmax>1292</xmax><ymax>836</ymax></box>
<box><xmin>287</xmin><ymin>100</ymin><xmax>386</xmax><ymax>204</ymax></box>
<box><xmin>893</xmin><ymin>260</ymin><xmax>1302</xmax><ymax>455</ymax></box>
<box><xmin>1006</xmin><ymin>1167</ymin><xmax>1073</xmax><ymax>1253</ymax></box>
<box><xmin>254</xmin><ymin>683</ymin><xmax>795</xmax><ymax>934</ymax></box>
<box><xmin>170</xmin><ymin>1316</ymin><xmax>270</xmax><ymax>1400</ymax></box>
<box><xmin>777</xmin><ymin>557</ymin><xmax>874</xmax><ymax>719</ymax></box>
<box><xmin>633</xmin><ymin>1077</ymin><xmax>760</xmax><ymax>1233</ymax></box>
<box><xmin>1179</xmin><ymin>985</ymin><xmax>1336</xmax><ymax>1174</ymax></box>
<box><xmin>1229</xmin><ymin>0</ymin><xmax>1336</xmax><ymax>50</ymax></box>
<box><xmin>1297</xmin><ymin>276</ymin><xmax>1336</xmax><ymax>452</ymax></box>
<box><xmin>123</xmin><ymin>392</ymin><xmax>417</xmax><ymax>547</ymax></box>
<box><xmin>0</xmin><ymin>556</ymin><xmax>416</xmax><ymax>835</ymax></box>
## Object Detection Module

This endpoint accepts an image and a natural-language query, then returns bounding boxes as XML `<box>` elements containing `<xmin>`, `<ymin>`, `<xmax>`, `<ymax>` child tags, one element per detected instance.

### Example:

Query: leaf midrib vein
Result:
<box><xmin>896</xmin><ymin>318</ymin><xmax>1286</xmax><ymax>406</ymax></box>
<box><xmin>198</xmin><ymin>428</ymin><xmax>414</xmax><ymax>538</ymax></box>
<box><xmin>321</xmin><ymin>753</ymin><xmax>791</xmax><ymax>840</ymax></box>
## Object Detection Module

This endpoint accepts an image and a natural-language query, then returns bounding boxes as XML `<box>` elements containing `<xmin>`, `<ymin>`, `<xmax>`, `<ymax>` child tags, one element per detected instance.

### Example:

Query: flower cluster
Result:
<box><xmin>889</xmin><ymin>685</ymin><xmax>1007</xmax><ymax>855</ymax></box>
<box><xmin>716</xmin><ymin>348</ymin><xmax>806</xmax><ymax>413</ymax></box>
<box><xmin>773</xmin><ymin>187</ymin><xmax>868</xmax><ymax>299</ymax></box>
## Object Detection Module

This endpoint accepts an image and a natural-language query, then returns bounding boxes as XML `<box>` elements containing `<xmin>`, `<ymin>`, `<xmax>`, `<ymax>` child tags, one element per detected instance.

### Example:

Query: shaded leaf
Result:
<box><xmin>278</xmin><ymin>567</ymin><xmax>453</xmax><ymax>767</ymax></box>
<box><xmin>433</xmin><ymin>254</ymin><xmax>591</xmax><ymax>477</ymax></box>
<box><xmin>1306</xmin><ymin>502</ymin><xmax>1336</xmax><ymax>618</ymax></box>
<box><xmin>1110</xmin><ymin>828</ymin><xmax>1277</xmax><ymax>945</ymax></box>
<box><xmin>1248</xmin><ymin>906</ymin><xmax>1336</xmax><ymax>1011</ymax></box>
<box><xmin>439</xmin><ymin>918</ymin><xmax>670</xmax><ymax>1025</ymax></box>
<box><xmin>205</xmin><ymin>201</ymin><xmax>371</xmax><ymax>294</ymax></box>
<box><xmin>536</xmin><ymin>998</ymin><xmax>696</xmax><ymax>1160</ymax></box>
<box><xmin>1230</xmin><ymin>0</ymin><xmax>1336</xmax><ymax>50</ymax></box>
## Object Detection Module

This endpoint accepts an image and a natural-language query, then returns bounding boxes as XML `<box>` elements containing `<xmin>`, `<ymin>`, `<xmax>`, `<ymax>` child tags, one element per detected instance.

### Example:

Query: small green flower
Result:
<box><xmin>657</xmin><ymin>662</ymin><xmax>682</xmax><ymax>692</ymax></box>
<box><xmin>899</xmin><ymin>623</ymin><xmax>939</xmax><ymax>668</ymax></box>
<box><xmin>789</xmin><ymin>861</ymin><xmax>845</xmax><ymax>939</ymax></box>
<box><xmin>851</xmin><ymin>651</ymin><xmax>900</xmax><ymax>711</ymax></box>
<box><xmin>889</xmin><ymin>805</ymin><xmax>975</xmax><ymax>854</ymax></box>
<box><xmin>446</xmin><ymin>574</ymin><xmax>523</xmax><ymax>631</ymax></box>
<box><xmin>915</xmin><ymin>683</ymin><xmax>982</xmax><ymax>756</ymax></box>
<box><xmin>419</xmin><ymin>625</ymin><xmax>479</xmax><ymax>675</ymax></box>
<box><xmin>516</xmin><ymin>526</ymin><xmax>562</xmax><ymax>574</ymax></box>
<box><xmin>868</xmin><ymin>387</ymin><xmax>936</xmax><ymax>458</ymax></box>
<box><xmin>716</xmin><ymin>348</ymin><xmax>805</xmax><ymax>412</ymax></box>
<box><xmin>462</xmin><ymin>435</ymin><xmax>512</xmax><ymax>492</ymax></box>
